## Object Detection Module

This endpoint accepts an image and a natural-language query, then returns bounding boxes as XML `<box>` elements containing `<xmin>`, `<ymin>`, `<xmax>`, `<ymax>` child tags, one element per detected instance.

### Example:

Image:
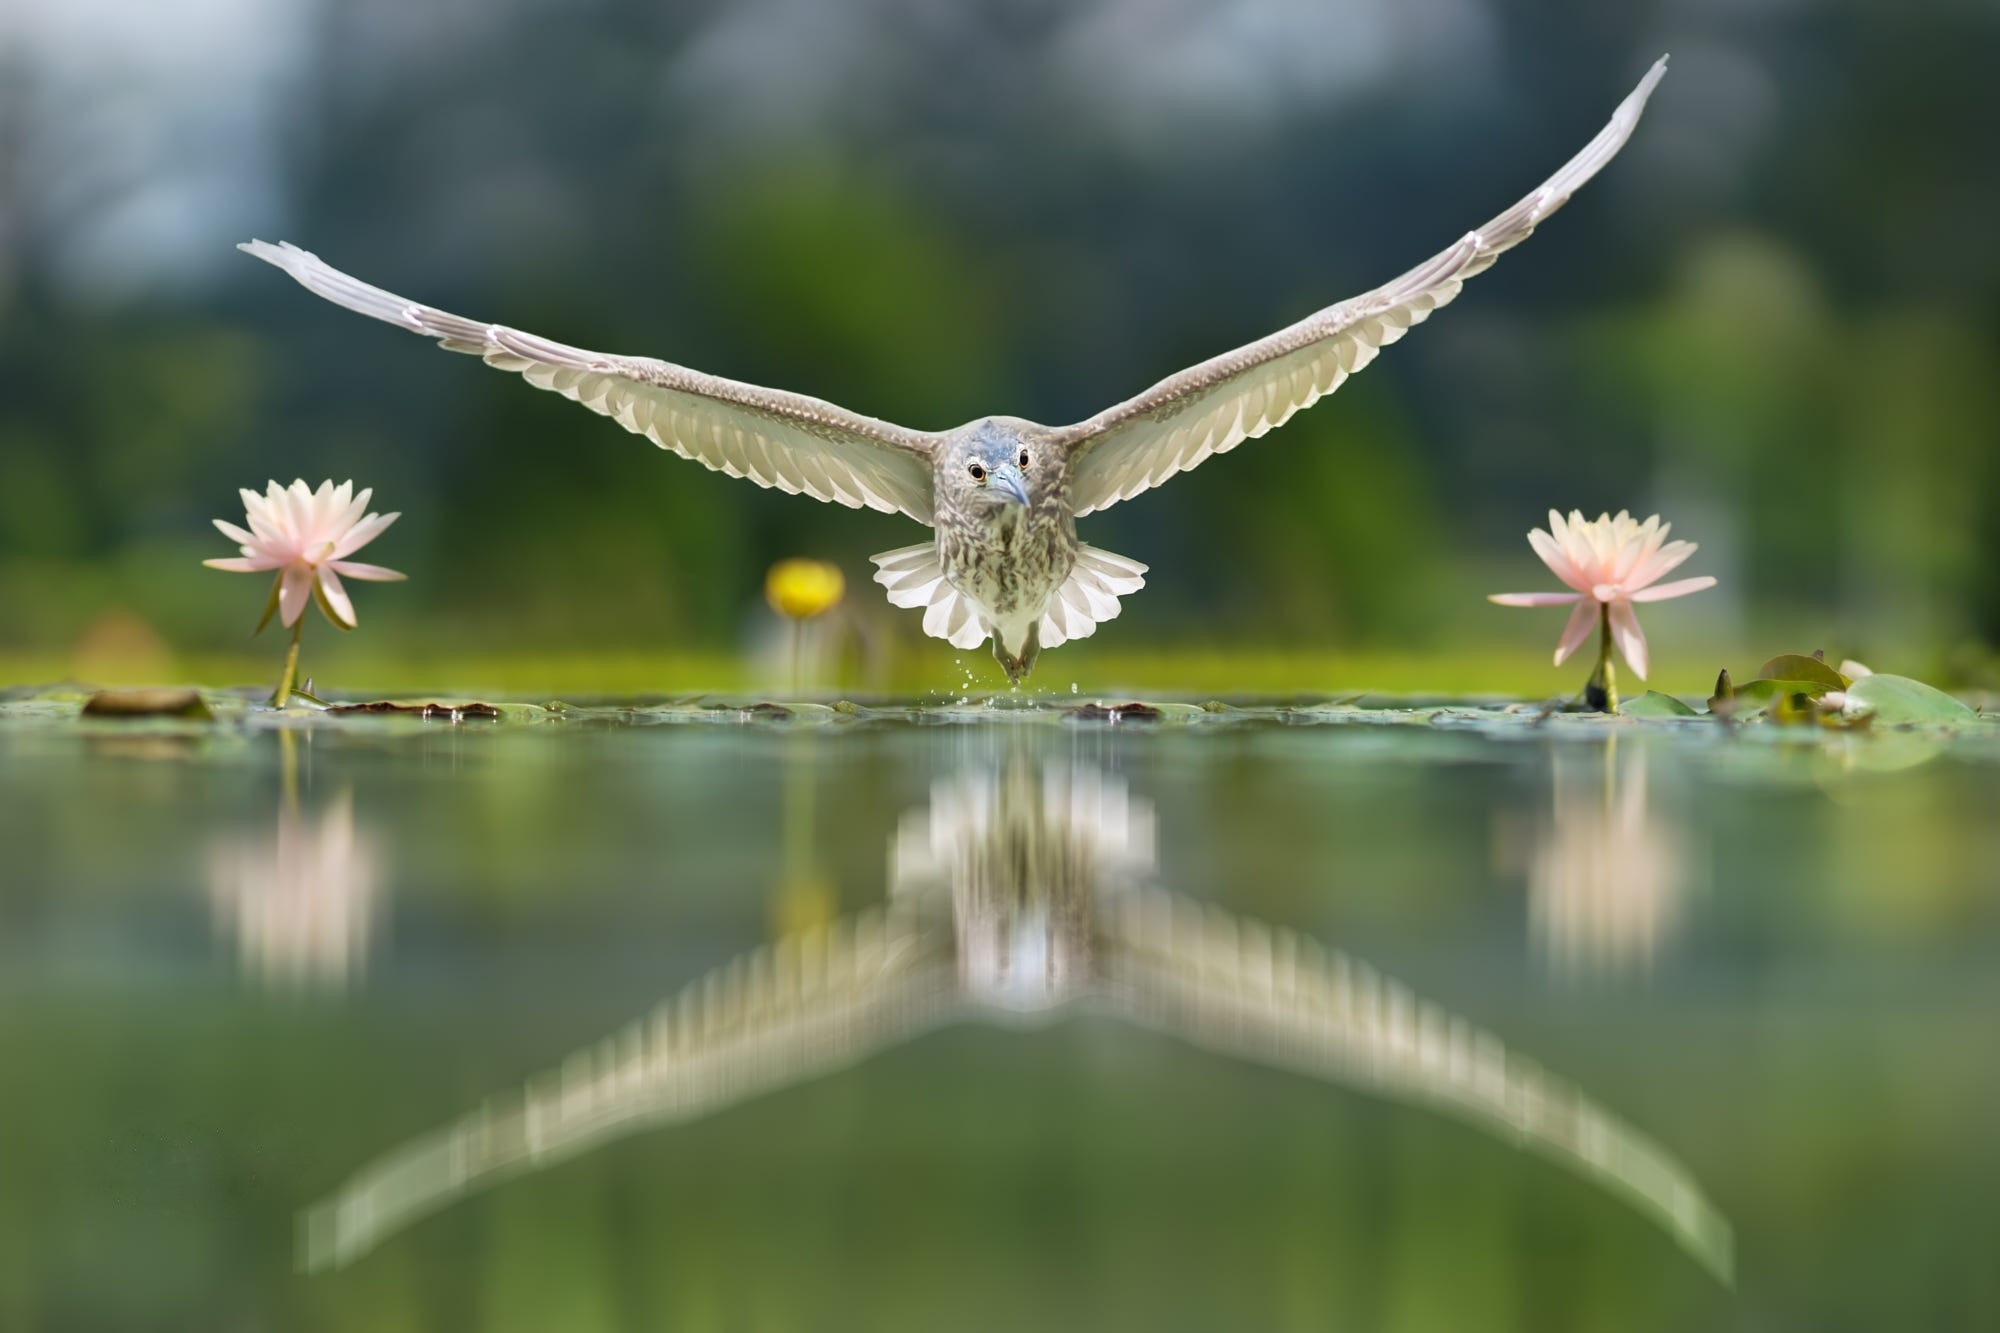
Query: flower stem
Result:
<box><xmin>1584</xmin><ymin>606</ymin><xmax>1619</xmax><ymax>714</ymax></box>
<box><xmin>272</xmin><ymin>616</ymin><xmax>305</xmax><ymax>709</ymax></box>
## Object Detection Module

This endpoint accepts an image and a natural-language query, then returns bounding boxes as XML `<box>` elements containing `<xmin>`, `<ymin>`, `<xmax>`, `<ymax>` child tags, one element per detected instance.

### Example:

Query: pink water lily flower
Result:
<box><xmin>205</xmin><ymin>480</ymin><xmax>404</xmax><ymax>629</ymax></box>
<box><xmin>1489</xmin><ymin>510</ymin><xmax>1715</xmax><ymax>679</ymax></box>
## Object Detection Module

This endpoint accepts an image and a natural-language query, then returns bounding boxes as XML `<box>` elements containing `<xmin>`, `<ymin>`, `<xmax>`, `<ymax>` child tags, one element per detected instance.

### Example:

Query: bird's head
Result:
<box><xmin>943</xmin><ymin>420</ymin><xmax>1049</xmax><ymax>515</ymax></box>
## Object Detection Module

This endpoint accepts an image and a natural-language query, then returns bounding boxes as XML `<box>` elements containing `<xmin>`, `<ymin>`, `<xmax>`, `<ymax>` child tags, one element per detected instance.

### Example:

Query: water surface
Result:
<box><xmin>3</xmin><ymin>701</ymin><xmax>1996</xmax><ymax>1329</ymax></box>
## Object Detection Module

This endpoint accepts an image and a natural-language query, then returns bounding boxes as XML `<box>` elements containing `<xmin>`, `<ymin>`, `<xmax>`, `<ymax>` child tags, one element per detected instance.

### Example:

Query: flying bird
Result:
<box><xmin>243</xmin><ymin>57</ymin><xmax>1668</xmax><ymax>683</ymax></box>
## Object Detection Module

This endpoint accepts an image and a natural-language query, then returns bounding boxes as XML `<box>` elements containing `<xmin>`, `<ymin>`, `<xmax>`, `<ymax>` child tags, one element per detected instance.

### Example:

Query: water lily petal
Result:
<box><xmin>285</xmin><ymin>480</ymin><xmax>317</xmax><ymax>542</ymax></box>
<box><xmin>241</xmin><ymin>488</ymin><xmax>285</xmax><ymax>543</ymax></box>
<box><xmin>1556</xmin><ymin>510</ymin><xmax>1596</xmax><ymax>577</ymax></box>
<box><xmin>1553</xmin><ymin>598</ymin><xmax>1600</xmax><ymax>666</ymax></box>
<box><xmin>279</xmin><ymin>563</ymin><xmax>314</xmax><ymax>627</ymax></box>
<box><xmin>1627</xmin><ymin>575</ymin><xmax>1717</xmax><ymax>603</ymax></box>
<box><xmin>328</xmin><ymin>560</ymin><xmax>406</xmax><ymax>582</ymax></box>
<box><xmin>204</xmin><ymin>555</ymin><xmax>281</xmax><ymax>572</ymax></box>
<box><xmin>316</xmin><ymin>566</ymin><xmax>357</xmax><ymax>628</ymax></box>
<box><xmin>1629</xmin><ymin>539</ymin><xmax>1696</xmax><ymax>590</ymax></box>
<box><xmin>330</xmin><ymin>511</ymin><xmax>399</xmax><ymax>560</ymax></box>
<box><xmin>1528</xmin><ymin>529</ymin><xmax>1589</xmax><ymax>591</ymax></box>
<box><xmin>334</xmin><ymin>486</ymin><xmax>372</xmax><ymax>536</ymax></box>
<box><xmin>1488</xmin><ymin>591</ymin><xmax>1581</xmax><ymax>606</ymax></box>
<box><xmin>212</xmin><ymin>518</ymin><xmax>260</xmax><ymax>548</ymax></box>
<box><xmin>314</xmin><ymin>481</ymin><xmax>350</xmax><ymax>540</ymax></box>
<box><xmin>1611</xmin><ymin>514</ymin><xmax>1662</xmax><ymax>583</ymax></box>
<box><xmin>1578</xmin><ymin>512</ymin><xmax>1613</xmax><ymax>570</ymax></box>
<box><xmin>1608</xmin><ymin>599</ymin><xmax>1649</xmax><ymax>678</ymax></box>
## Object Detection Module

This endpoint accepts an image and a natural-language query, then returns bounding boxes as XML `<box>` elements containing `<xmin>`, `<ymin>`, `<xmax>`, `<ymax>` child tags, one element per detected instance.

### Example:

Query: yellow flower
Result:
<box><xmin>765</xmin><ymin>559</ymin><xmax>845</xmax><ymax>620</ymax></box>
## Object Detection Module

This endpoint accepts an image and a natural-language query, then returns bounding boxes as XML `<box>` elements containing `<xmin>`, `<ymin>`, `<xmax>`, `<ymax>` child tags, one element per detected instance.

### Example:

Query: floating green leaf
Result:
<box><xmin>1723</xmin><ymin>678</ymin><xmax>1832</xmax><ymax>713</ymax></box>
<box><xmin>1845</xmin><ymin>674</ymin><xmax>1978</xmax><ymax>726</ymax></box>
<box><xmin>1623</xmin><ymin>691</ymin><xmax>1700</xmax><ymax>717</ymax></box>
<box><xmin>1756</xmin><ymin>654</ymin><xmax>1849</xmax><ymax>690</ymax></box>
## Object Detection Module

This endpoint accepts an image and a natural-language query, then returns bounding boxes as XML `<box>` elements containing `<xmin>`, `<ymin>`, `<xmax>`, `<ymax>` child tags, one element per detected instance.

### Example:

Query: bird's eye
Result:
<box><xmin>1019</xmin><ymin>450</ymin><xmax>1030</xmax><ymax>467</ymax></box>
<box><xmin>969</xmin><ymin>464</ymin><xmax>986</xmax><ymax>482</ymax></box>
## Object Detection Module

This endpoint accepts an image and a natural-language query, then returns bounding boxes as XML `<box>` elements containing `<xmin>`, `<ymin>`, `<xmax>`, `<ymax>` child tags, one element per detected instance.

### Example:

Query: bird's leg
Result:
<box><xmin>1016</xmin><ymin>622</ymin><xmax>1042</xmax><ymax>681</ymax></box>
<box><xmin>992</xmin><ymin>635</ymin><xmax>1027</xmax><ymax>685</ymax></box>
<box><xmin>989</xmin><ymin>623</ymin><xmax>1043</xmax><ymax>686</ymax></box>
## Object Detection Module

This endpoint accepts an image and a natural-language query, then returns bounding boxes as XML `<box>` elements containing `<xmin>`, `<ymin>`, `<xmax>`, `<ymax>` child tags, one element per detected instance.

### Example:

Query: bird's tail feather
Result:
<box><xmin>870</xmin><ymin>543</ymin><xmax>990</xmax><ymax>650</ymax></box>
<box><xmin>1039</xmin><ymin>545</ymin><xmax>1147</xmax><ymax>649</ymax></box>
<box><xmin>871</xmin><ymin>541</ymin><xmax>1147</xmax><ymax>653</ymax></box>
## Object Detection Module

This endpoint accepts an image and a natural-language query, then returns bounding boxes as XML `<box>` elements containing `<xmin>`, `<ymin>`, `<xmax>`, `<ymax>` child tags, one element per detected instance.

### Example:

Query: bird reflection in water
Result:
<box><xmin>208</xmin><ymin>729</ymin><xmax>381</xmax><ymax>989</ymax></box>
<box><xmin>1524</xmin><ymin>738</ymin><xmax>1689</xmax><ymax>981</ymax></box>
<box><xmin>303</xmin><ymin>744</ymin><xmax>1731</xmax><ymax>1283</ymax></box>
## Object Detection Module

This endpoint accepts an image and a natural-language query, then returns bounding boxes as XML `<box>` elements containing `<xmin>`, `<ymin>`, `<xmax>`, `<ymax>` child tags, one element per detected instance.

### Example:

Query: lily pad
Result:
<box><xmin>1622</xmin><ymin>691</ymin><xmax>1700</xmax><ymax>718</ymax></box>
<box><xmin>1066</xmin><ymin>701</ymin><xmax>1164</xmax><ymax>723</ymax></box>
<box><xmin>81</xmin><ymin>688</ymin><xmax>214</xmax><ymax>720</ymax></box>
<box><xmin>1845</xmin><ymin>674</ymin><xmax>1978</xmax><ymax>726</ymax></box>
<box><xmin>1718</xmin><ymin>679</ymin><xmax>1832</xmax><ymax>717</ymax></box>
<box><xmin>325</xmin><ymin>701</ymin><xmax>504</xmax><ymax>721</ymax></box>
<box><xmin>1756</xmin><ymin>654</ymin><xmax>1849</xmax><ymax>690</ymax></box>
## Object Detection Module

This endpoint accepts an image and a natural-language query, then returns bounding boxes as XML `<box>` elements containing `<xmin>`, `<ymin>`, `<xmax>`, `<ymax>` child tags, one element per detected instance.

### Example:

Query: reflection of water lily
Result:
<box><xmin>1530</xmin><ymin>746</ymin><xmax>1683</xmax><ymax>979</ymax></box>
<box><xmin>208</xmin><ymin>790</ymin><xmax>380</xmax><ymax>989</ymax></box>
<box><xmin>1491</xmin><ymin>510</ymin><xmax>1715</xmax><ymax>709</ymax></box>
<box><xmin>205</xmin><ymin>480</ymin><xmax>406</xmax><ymax>707</ymax></box>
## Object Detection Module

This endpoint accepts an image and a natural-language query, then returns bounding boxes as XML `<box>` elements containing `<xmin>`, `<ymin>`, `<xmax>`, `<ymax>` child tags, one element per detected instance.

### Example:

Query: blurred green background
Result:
<box><xmin>2</xmin><ymin>0</ymin><xmax>1997</xmax><ymax>696</ymax></box>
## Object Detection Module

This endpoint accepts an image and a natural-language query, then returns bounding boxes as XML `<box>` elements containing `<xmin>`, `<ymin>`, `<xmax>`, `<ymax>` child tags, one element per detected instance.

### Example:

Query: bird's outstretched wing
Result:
<box><xmin>240</xmin><ymin>241</ymin><xmax>941</xmax><ymax>523</ymax></box>
<box><xmin>1055</xmin><ymin>57</ymin><xmax>1669</xmax><ymax>517</ymax></box>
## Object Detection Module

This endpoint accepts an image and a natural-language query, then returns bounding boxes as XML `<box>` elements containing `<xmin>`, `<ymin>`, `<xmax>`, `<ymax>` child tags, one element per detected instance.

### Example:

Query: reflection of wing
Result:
<box><xmin>1055</xmin><ymin>59</ymin><xmax>1667</xmax><ymax>517</ymax></box>
<box><xmin>241</xmin><ymin>241</ymin><xmax>941</xmax><ymax>523</ymax></box>
<box><xmin>302</xmin><ymin>903</ymin><xmax>956</xmax><ymax>1271</ymax></box>
<box><xmin>1101</xmin><ymin>887</ymin><xmax>1733</xmax><ymax>1284</ymax></box>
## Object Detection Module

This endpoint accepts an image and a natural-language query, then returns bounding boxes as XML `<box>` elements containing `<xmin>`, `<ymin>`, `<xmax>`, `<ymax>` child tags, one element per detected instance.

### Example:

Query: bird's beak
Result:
<box><xmin>991</xmin><ymin>464</ymin><xmax>1031</xmax><ymax>507</ymax></box>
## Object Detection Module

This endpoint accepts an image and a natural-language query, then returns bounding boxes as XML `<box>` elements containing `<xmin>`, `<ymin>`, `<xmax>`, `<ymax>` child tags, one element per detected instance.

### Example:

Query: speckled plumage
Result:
<box><xmin>931</xmin><ymin>419</ymin><xmax>1076</xmax><ymax>680</ymax></box>
<box><xmin>240</xmin><ymin>59</ymin><xmax>1668</xmax><ymax>683</ymax></box>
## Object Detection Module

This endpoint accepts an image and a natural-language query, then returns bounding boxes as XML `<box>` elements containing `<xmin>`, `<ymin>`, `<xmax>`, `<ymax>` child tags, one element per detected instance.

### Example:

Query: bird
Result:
<box><xmin>242</xmin><ymin>57</ymin><xmax>1668</xmax><ymax>684</ymax></box>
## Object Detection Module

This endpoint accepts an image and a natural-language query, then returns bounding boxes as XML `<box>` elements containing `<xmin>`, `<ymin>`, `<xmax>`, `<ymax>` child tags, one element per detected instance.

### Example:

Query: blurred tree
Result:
<box><xmin>0</xmin><ymin>0</ymin><xmax>1996</xmax><ymax>673</ymax></box>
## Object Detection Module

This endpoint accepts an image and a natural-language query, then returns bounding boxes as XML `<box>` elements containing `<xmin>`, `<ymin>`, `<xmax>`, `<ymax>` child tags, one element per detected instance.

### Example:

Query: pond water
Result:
<box><xmin>3</xmin><ymin>697</ymin><xmax>1996</xmax><ymax>1330</ymax></box>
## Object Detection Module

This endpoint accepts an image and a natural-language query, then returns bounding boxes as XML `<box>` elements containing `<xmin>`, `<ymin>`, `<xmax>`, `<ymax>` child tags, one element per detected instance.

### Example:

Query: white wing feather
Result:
<box><xmin>241</xmin><ymin>241</ymin><xmax>940</xmax><ymax>524</ymax></box>
<box><xmin>1058</xmin><ymin>57</ymin><xmax>1670</xmax><ymax>517</ymax></box>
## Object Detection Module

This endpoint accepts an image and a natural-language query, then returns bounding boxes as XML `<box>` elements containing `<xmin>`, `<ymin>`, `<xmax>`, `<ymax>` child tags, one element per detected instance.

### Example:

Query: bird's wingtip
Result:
<box><xmin>238</xmin><ymin>238</ymin><xmax>307</xmax><ymax>264</ymax></box>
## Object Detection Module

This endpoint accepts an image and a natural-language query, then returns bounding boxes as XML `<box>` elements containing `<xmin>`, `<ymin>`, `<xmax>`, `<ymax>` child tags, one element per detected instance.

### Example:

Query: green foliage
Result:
<box><xmin>1756</xmin><ymin>655</ymin><xmax>1849</xmax><ymax>691</ymax></box>
<box><xmin>1622</xmin><ymin>691</ymin><xmax>1699</xmax><ymax>718</ymax></box>
<box><xmin>1845</xmin><ymin>673</ymin><xmax>1979</xmax><ymax>726</ymax></box>
<box><xmin>3</xmin><ymin>0</ymin><xmax>1999</xmax><ymax>679</ymax></box>
<box><xmin>1701</xmin><ymin>650</ymin><xmax>1982</xmax><ymax>730</ymax></box>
